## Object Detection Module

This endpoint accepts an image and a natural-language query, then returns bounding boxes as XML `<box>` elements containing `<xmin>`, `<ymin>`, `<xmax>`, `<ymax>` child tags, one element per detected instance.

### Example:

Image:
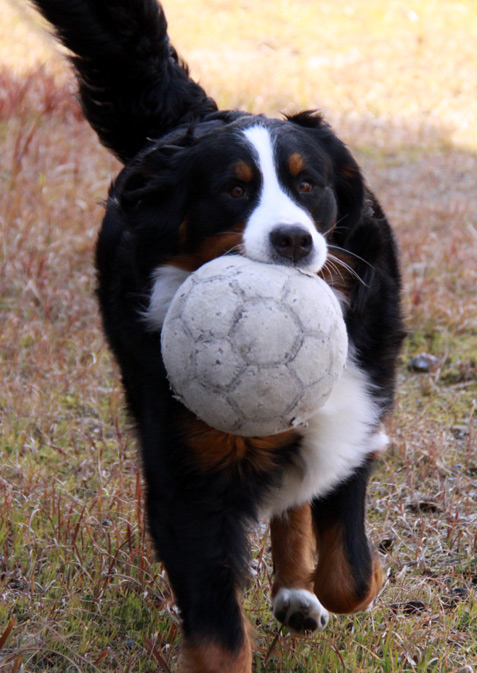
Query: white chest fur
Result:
<box><xmin>260</xmin><ymin>358</ymin><xmax>388</xmax><ymax>518</ymax></box>
<box><xmin>146</xmin><ymin>265</ymin><xmax>191</xmax><ymax>329</ymax></box>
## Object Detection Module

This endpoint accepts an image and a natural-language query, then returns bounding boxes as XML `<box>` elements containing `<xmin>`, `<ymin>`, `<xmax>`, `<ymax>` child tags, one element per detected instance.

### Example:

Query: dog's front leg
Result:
<box><xmin>270</xmin><ymin>504</ymin><xmax>330</xmax><ymax>635</ymax></box>
<box><xmin>145</xmin><ymin>493</ymin><xmax>253</xmax><ymax>673</ymax></box>
<box><xmin>178</xmin><ymin>632</ymin><xmax>252</xmax><ymax>673</ymax></box>
<box><xmin>311</xmin><ymin>458</ymin><xmax>383</xmax><ymax>614</ymax></box>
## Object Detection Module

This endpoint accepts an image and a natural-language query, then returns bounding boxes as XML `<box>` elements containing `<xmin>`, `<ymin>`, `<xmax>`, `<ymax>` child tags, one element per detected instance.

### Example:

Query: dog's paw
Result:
<box><xmin>272</xmin><ymin>588</ymin><xmax>329</xmax><ymax>635</ymax></box>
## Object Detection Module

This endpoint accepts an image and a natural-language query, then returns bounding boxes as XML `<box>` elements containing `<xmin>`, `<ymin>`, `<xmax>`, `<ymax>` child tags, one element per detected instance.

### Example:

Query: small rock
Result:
<box><xmin>408</xmin><ymin>352</ymin><xmax>438</xmax><ymax>373</ymax></box>
<box><xmin>378</xmin><ymin>537</ymin><xmax>395</xmax><ymax>553</ymax></box>
<box><xmin>390</xmin><ymin>600</ymin><xmax>427</xmax><ymax>615</ymax></box>
<box><xmin>452</xmin><ymin>424</ymin><xmax>469</xmax><ymax>439</ymax></box>
<box><xmin>406</xmin><ymin>500</ymin><xmax>442</xmax><ymax>514</ymax></box>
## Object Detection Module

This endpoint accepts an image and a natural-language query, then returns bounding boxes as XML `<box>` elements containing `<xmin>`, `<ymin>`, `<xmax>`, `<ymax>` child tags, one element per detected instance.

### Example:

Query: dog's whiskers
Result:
<box><xmin>325</xmin><ymin>252</ymin><xmax>368</xmax><ymax>287</ymax></box>
<box><xmin>324</xmin><ymin>257</ymin><xmax>346</xmax><ymax>285</ymax></box>
<box><xmin>327</xmin><ymin>244</ymin><xmax>376</xmax><ymax>272</ymax></box>
<box><xmin>224</xmin><ymin>243</ymin><xmax>245</xmax><ymax>256</ymax></box>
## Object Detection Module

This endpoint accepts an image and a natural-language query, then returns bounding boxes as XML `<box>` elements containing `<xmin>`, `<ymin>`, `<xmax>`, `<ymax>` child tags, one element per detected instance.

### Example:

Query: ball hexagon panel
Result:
<box><xmin>194</xmin><ymin>337</ymin><xmax>246</xmax><ymax>390</ymax></box>
<box><xmin>181</xmin><ymin>276</ymin><xmax>243</xmax><ymax>341</ymax></box>
<box><xmin>230</xmin><ymin>300</ymin><xmax>302</xmax><ymax>366</ymax></box>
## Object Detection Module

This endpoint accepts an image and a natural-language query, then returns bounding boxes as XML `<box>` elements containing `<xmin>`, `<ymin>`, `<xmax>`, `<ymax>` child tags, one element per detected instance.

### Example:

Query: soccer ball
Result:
<box><xmin>161</xmin><ymin>256</ymin><xmax>348</xmax><ymax>436</ymax></box>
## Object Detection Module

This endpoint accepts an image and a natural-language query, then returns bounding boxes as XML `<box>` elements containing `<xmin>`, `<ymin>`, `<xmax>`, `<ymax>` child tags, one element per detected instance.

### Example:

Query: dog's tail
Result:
<box><xmin>31</xmin><ymin>0</ymin><xmax>218</xmax><ymax>162</ymax></box>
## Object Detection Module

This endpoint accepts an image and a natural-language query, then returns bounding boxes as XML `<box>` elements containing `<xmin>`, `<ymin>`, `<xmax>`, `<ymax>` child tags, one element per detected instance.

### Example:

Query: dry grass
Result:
<box><xmin>0</xmin><ymin>0</ymin><xmax>476</xmax><ymax>671</ymax></box>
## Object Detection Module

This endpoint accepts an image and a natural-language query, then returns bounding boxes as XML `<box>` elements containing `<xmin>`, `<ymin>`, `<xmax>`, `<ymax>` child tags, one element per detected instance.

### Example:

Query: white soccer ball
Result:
<box><xmin>161</xmin><ymin>256</ymin><xmax>348</xmax><ymax>436</ymax></box>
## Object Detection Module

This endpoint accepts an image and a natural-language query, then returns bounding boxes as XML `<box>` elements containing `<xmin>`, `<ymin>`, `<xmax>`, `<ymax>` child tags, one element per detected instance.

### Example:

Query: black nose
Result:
<box><xmin>269</xmin><ymin>225</ymin><xmax>313</xmax><ymax>263</ymax></box>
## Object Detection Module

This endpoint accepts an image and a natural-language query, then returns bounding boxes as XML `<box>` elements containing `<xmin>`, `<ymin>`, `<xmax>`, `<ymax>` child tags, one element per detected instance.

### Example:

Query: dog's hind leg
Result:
<box><xmin>270</xmin><ymin>504</ymin><xmax>330</xmax><ymax>635</ymax></box>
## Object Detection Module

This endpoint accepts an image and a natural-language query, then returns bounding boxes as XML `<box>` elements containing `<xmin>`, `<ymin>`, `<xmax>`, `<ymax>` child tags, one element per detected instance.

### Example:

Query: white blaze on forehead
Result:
<box><xmin>242</xmin><ymin>125</ymin><xmax>327</xmax><ymax>272</ymax></box>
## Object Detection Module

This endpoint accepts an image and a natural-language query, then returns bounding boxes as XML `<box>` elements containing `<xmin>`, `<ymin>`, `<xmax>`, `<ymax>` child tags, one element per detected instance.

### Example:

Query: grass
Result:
<box><xmin>1</xmin><ymin>0</ymin><xmax>476</xmax><ymax>670</ymax></box>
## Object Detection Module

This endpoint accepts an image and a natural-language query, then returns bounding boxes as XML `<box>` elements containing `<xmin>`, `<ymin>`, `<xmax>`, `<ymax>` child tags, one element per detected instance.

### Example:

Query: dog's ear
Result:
<box><xmin>287</xmin><ymin>111</ymin><xmax>365</xmax><ymax>242</ymax></box>
<box><xmin>116</xmin><ymin>140</ymin><xmax>191</xmax><ymax>217</ymax></box>
<box><xmin>116</xmin><ymin>119</ymin><xmax>228</xmax><ymax>217</ymax></box>
<box><xmin>102</xmin><ymin>133</ymin><xmax>196</xmax><ymax>277</ymax></box>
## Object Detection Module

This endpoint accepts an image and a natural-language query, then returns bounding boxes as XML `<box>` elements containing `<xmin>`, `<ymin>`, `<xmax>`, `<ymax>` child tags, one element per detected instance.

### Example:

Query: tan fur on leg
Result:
<box><xmin>271</xmin><ymin>503</ymin><xmax>315</xmax><ymax>597</ymax></box>
<box><xmin>313</xmin><ymin>522</ymin><xmax>383</xmax><ymax>614</ymax></box>
<box><xmin>178</xmin><ymin>622</ymin><xmax>253</xmax><ymax>673</ymax></box>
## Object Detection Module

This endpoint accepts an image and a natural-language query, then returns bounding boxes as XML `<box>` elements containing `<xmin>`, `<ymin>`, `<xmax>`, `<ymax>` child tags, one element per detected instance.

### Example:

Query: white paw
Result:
<box><xmin>272</xmin><ymin>588</ymin><xmax>330</xmax><ymax>635</ymax></box>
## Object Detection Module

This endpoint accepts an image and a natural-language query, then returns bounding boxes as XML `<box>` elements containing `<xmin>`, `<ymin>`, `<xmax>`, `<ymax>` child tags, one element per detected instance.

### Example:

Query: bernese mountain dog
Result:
<box><xmin>31</xmin><ymin>0</ymin><xmax>404</xmax><ymax>670</ymax></box>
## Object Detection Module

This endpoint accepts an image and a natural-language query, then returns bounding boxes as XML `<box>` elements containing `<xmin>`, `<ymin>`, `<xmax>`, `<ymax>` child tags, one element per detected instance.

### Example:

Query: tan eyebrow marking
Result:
<box><xmin>233</xmin><ymin>160</ymin><xmax>253</xmax><ymax>182</ymax></box>
<box><xmin>289</xmin><ymin>152</ymin><xmax>306</xmax><ymax>176</ymax></box>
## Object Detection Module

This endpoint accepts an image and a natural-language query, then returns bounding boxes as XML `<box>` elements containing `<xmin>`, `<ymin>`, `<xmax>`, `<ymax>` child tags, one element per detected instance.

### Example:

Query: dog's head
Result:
<box><xmin>103</xmin><ymin>111</ymin><xmax>365</xmax><ymax>327</ymax></box>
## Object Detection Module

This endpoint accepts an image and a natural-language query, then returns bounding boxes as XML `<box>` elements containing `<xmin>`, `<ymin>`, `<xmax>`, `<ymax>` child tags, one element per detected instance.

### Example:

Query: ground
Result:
<box><xmin>0</xmin><ymin>0</ymin><xmax>476</xmax><ymax>671</ymax></box>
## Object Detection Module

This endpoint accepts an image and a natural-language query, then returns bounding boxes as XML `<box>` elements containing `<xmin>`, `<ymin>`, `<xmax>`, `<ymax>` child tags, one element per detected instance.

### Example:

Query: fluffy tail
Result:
<box><xmin>31</xmin><ymin>0</ymin><xmax>218</xmax><ymax>162</ymax></box>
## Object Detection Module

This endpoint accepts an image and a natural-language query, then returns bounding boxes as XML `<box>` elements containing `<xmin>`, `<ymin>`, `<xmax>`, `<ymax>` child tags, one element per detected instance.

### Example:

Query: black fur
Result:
<box><xmin>31</xmin><ymin>0</ymin><xmax>404</xmax><ymax>666</ymax></box>
<box><xmin>31</xmin><ymin>0</ymin><xmax>217</xmax><ymax>162</ymax></box>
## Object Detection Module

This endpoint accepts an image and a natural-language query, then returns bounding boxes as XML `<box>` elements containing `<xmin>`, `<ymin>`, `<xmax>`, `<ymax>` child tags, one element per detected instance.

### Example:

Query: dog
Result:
<box><xmin>31</xmin><ymin>1</ymin><xmax>404</xmax><ymax>670</ymax></box>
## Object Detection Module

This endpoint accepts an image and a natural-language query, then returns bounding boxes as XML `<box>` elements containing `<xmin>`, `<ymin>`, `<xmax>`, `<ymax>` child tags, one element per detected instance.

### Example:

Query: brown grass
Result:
<box><xmin>0</xmin><ymin>0</ymin><xmax>476</xmax><ymax>671</ymax></box>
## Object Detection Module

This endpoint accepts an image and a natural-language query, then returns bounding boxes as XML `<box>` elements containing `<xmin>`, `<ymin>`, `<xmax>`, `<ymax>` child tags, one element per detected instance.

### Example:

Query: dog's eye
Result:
<box><xmin>230</xmin><ymin>185</ymin><xmax>246</xmax><ymax>198</ymax></box>
<box><xmin>298</xmin><ymin>180</ymin><xmax>313</xmax><ymax>193</ymax></box>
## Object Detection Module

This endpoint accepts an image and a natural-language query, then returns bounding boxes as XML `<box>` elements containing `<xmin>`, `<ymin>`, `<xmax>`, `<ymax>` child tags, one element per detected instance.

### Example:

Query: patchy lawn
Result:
<box><xmin>0</xmin><ymin>0</ymin><xmax>476</xmax><ymax>670</ymax></box>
